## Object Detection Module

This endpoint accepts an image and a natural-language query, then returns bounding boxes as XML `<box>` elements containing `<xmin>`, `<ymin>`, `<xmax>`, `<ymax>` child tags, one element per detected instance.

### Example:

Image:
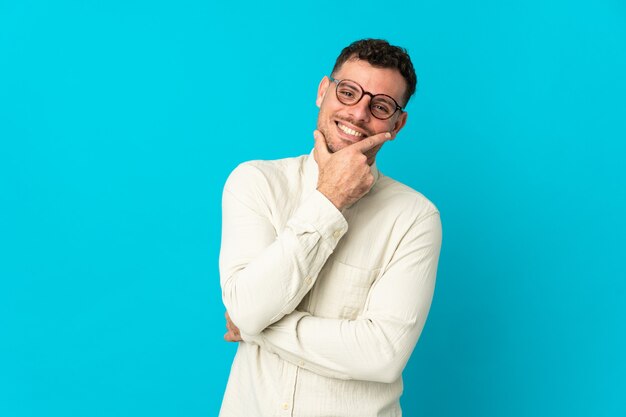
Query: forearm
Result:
<box><xmin>242</xmin><ymin>212</ymin><xmax>442</xmax><ymax>383</ymax></box>
<box><xmin>243</xmin><ymin>311</ymin><xmax>428</xmax><ymax>384</ymax></box>
<box><xmin>220</xmin><ymin>187</ymin><xmax>347</xmax><ymax>336</ymax></box>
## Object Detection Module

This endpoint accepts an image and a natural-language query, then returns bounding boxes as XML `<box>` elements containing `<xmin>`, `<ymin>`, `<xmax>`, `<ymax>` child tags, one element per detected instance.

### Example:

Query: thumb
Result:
<box><xmin>313</xmin><ymin>130</ymin><xmax>330</xmax><ymax>163</ymax></box>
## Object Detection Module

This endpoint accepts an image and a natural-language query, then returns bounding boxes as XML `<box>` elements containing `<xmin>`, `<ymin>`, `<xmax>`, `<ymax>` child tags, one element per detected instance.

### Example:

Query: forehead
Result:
<box><xmin>333</xmin><ymin>58</ymin><xmax>407</xmax><ymax>103</ymax></box>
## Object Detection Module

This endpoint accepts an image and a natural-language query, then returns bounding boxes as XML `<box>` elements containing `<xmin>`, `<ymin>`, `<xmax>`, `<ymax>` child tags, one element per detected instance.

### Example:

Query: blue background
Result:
<box><xmin>1</xmin><ymin>0</ymin><xmax>625</xmax><ymax>416</ymax></box>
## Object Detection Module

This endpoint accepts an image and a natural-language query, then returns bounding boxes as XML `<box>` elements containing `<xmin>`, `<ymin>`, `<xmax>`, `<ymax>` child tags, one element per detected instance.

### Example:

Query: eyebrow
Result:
<box><xmin>334</xmin><ymin>77</ymin><xmax>403</xmax><ymax>107</ymax></box>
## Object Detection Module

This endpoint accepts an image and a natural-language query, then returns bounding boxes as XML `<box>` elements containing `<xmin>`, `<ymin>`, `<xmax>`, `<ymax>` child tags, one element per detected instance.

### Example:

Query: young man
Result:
<box><xmin>219</xmin><ymin>39</ymin><xmax>442</xmax><ymax>417</ymax></box>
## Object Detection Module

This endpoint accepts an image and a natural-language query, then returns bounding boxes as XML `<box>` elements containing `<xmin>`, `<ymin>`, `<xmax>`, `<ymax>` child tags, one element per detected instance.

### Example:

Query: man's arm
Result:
<box><xmin>241</xmin><ymin>211</ymin><xmax>442</xmax><ymax>384</ymax></box>
<box><xmin>220</xmin><ymin>163</ymin><xmax>348</xmax><ymax>336</ymax></box>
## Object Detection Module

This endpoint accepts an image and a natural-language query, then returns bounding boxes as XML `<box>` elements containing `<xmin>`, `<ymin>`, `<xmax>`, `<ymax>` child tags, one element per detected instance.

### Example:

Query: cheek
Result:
<box><xmin>379</xmin><ymin>118</ymin><xmax>397</xmax><ymax>131</ymax></box>
<box><xmin>318</xmin><ymin>105</ymin><xmax>339</xmax><ymax>131</ymax></box>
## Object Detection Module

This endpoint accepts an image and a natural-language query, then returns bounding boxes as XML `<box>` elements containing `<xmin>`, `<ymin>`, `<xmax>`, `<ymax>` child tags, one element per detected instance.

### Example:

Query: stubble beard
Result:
<box><xmin>317</xmin><ymin>113</ymin><xmax>374</xmax><ymax>154</ymax></box>
<box><xmin>317</xmin><ymin>123</ymin><xmax>382</xmax><ymax>166</ymax></box>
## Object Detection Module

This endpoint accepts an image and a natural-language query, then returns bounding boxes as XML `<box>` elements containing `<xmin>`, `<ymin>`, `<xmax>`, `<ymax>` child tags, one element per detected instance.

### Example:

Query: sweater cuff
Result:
<box><xmin>289</xmin><ymin>190</ymin><xmax>348</xmax><ymax>246</ymax></box>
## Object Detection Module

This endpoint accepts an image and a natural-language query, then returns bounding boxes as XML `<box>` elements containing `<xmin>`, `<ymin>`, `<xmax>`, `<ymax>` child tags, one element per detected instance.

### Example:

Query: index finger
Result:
<box><xmin>313</xmin><ymin>129</ymin><xmax>330</xmax><ymax>163</ymax></box>
<box><xmin>350</xmin><ymin>131</ymin><xmax>393</xmax><ymax>154</ymax></box>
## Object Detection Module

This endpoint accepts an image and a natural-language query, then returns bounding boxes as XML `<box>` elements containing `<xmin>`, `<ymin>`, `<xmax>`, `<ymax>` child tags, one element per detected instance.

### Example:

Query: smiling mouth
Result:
<box><xmin>336</xmin><ymin>122</ymin><xmax>367</xmax><ymax>138</ymax></box>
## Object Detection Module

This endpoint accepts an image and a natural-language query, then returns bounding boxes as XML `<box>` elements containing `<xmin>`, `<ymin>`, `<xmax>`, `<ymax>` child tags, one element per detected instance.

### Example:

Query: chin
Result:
<box><xmin>327</xmin><ymin>138</ymin><xmax>349</xmax><ymax>153</ymax></box>
<box><xmin>318</xmin><ymin>120</ymin><xmax>353</xmax><ymax>153</ymax></box>
<box><xmin>317</xmin><ymin>128</ymin><xmax>338</xmax><ymax>153</ymax></box>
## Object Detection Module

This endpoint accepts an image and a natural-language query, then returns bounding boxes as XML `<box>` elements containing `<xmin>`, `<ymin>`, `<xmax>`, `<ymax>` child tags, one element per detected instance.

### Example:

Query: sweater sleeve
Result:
<box><xmin>241</xmin><ymin>211</ymin><xmax>442</xmax><ymax>383</ymax></box>
<box><xmin>220</xmin><ymin>162</ymin><xmax>348</xmax><ymax>336</ymax></box>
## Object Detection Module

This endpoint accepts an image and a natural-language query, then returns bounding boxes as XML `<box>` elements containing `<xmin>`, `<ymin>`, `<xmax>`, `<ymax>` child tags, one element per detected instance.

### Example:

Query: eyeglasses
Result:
<box><xmin>329</xmin><ymin>77</ymin><xmax>403</xmax><ymax>120</ymax></box>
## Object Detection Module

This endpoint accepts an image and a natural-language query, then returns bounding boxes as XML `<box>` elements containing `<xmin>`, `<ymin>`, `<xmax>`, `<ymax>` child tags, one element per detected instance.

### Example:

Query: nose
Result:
<box><xmin>346</xmin><ymin>94</ymin><xmax>372</xmax><ymax>122</ymax></box>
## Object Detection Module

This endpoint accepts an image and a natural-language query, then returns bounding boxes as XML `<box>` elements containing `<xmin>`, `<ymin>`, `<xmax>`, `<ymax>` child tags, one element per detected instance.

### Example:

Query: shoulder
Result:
<box><xmin>372</xmin><ymin>174</ymin><xmax>440</xmax><ymax>224</ymax></box>
<box><xmin>224</xmin><ymin>154</ymin><xmax>308</xmax><ymax>191</ymax></box>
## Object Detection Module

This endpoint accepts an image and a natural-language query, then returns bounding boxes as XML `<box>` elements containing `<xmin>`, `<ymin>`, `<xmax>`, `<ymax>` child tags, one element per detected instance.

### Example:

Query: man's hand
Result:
<box><xmin>224</xmin><ymin>311</ymin><xmax>242</xmax><ymax>342</ymax></box>
<box><xmin>313</xmin><ymin>129</ymin><xmax>393</xmax><ymax>210</ymax></box>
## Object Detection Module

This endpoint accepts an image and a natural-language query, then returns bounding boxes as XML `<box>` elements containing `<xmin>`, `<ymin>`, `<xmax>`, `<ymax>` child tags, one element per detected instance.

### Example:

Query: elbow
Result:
<box><xmin>223</xmin><ymin>305</ymin><xmax>267</xmax><ymax>337</ymax></box>
<box><xmin>233</xmin><ymin>314</ymin><xmax>266</xmax><ymax>337</ymax></box>
<box><xmin>222</xmin><ymin>282</ymin><xmax>269</xmax><ymax>336</ymax></box>
<box><xmin>350</xmin><ymin>320</ymin><xmax>414</xmax><ymax>383</ymax></box>
<box><xmin>353</xmin><ymin>329</ymin><xmax>413</xmax><ymax>383</ymax></box>
<box><xmin>361</xmin><ymin>354</ymin><xmax>406</xmax><ymax>384</ymax></box>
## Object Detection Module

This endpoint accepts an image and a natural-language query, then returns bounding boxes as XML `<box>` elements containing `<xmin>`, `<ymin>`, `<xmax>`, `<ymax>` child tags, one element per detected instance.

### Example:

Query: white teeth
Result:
<box><xmin>338</xmin><ymin>123</ymin><xmax>363</xmax><ymax>137</ymax></box>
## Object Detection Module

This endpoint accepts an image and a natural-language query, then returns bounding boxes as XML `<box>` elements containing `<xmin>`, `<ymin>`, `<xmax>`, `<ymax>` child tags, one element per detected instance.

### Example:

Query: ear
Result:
<box><xmin>392</xmin><ymin>111</ymin><xmax>408</xmax><ymax>135</ymax></box>
<box><xmin>316</xmin><ymin>76</ymin><xmax>331</xmax><ymax>108</ymax></box>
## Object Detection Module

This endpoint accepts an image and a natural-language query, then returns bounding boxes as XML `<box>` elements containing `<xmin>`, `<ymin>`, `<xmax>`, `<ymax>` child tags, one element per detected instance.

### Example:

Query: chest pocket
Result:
<box><xmin>310</xmin><ymin>260</ymin><xmax>381</xmax><ymax>320</ymax></box>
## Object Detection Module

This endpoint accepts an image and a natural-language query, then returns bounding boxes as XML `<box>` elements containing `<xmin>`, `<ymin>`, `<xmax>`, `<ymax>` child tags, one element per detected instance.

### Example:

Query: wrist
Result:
<box><xmin>316</xmin><ymin>186</ymin><xmax>345</xmax><ymax>210</ymax></box>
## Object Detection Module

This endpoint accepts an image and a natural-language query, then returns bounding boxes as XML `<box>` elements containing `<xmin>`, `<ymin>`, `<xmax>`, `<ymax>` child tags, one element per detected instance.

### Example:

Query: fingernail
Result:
<box><xmin>385</xmin><ymin>132</ymin><xmax>391</xmax><ymax>138</ymax></box>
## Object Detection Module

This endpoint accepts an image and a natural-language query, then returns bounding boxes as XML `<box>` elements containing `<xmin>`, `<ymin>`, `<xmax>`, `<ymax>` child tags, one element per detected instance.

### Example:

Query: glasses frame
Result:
<box><xmin>329</xmin><ymin>76</ymin><xmax>404</xmax><ymax>120</ymax></box>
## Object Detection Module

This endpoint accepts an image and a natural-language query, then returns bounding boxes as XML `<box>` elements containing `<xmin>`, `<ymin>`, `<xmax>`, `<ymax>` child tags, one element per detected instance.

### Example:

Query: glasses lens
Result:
<box><xmin>336</xmin><ymin>80</ymin><xmax>362</xmax><ymax>105</ymax></box>
<box><xmin>370</xmin><ymin>96</ymin><xmax>397</xmax><ymax>119</ymax></box>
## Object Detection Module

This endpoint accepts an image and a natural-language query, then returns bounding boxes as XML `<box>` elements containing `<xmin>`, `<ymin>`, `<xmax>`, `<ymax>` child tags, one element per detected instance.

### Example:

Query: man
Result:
<box><xmin>219</xmin><ymin>39</ymin><xmax>442</xmax><ymax>416</ymax></box>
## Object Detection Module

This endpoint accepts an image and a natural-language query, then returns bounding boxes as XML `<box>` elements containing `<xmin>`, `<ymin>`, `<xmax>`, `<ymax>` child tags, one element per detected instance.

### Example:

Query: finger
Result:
<box><xmin>225</xmin><ymin>317</ymin><xmax>241</xmax><ymax>336</ymax></box>
<box><xmin>226</xmin><ymin>318</ymin><xmax>239</xmax><ymax>335</ymax></box>
<box><xmin>350</xmin><ymin>131</ymin><xmax>393</xmax><ymax>154</ymax></box>
<box><xmin>224</xmin><ymin>331</ymin><xmax>242</xmax><ymax>342</ymax></box>
<box><xmin>228</xmin><ymin>325</ymin><xmax>240</xmax><ymax>337</ymax></box>
<box><xmin>313</xmin><ymin>130</ymin><xmax>330</xmax><ymax>163</ymax></box>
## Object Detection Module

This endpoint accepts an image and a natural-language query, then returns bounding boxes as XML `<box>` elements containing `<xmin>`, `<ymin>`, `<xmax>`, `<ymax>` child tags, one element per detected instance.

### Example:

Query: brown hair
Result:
<box><xmin>331</xmin><ymin>39</ymin><xmax>417</xmax><ymax>106</ymax></box>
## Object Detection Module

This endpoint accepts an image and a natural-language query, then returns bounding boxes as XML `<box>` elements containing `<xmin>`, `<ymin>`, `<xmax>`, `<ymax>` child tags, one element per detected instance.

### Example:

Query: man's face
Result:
<box><xmin>315</xmin><ymin>58</ymin><xmax>408</xmax><ymax>164</ymax></box>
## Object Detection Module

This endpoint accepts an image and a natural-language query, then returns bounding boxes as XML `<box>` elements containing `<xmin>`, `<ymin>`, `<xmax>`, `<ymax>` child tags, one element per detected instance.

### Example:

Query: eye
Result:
<box><xmin>336</xmin><ymin>85</ymin><xmax>361</xmax><ymax>104</ymax></box>
<box><xmin>373</xmin><ymin>103</ymin><xmax>390</xmax><ymax>112</ymax></box>
<box><xmin>372</xmin><ymin>103</ymin><xmax>392</xmax><ymax>115</ymax></box>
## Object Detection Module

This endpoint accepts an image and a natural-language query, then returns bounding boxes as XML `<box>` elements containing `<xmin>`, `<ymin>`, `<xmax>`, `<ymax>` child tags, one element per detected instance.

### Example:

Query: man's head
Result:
<box><xmin>331</xmin><ymin>39</ymin><xmax>417</xmax><ymax>105</ymax></box>
<box><xmin>316</xmin><ymin>39</ymin><xmax>417</xmax><ymax>164</ymax></box>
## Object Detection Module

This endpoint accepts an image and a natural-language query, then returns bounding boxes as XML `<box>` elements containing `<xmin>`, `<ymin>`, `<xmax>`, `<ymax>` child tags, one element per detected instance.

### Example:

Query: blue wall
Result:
<box><xmin>1</xmin><ymin>1</ymin><xmax>624</xmax><ymax>416</ymax></box>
